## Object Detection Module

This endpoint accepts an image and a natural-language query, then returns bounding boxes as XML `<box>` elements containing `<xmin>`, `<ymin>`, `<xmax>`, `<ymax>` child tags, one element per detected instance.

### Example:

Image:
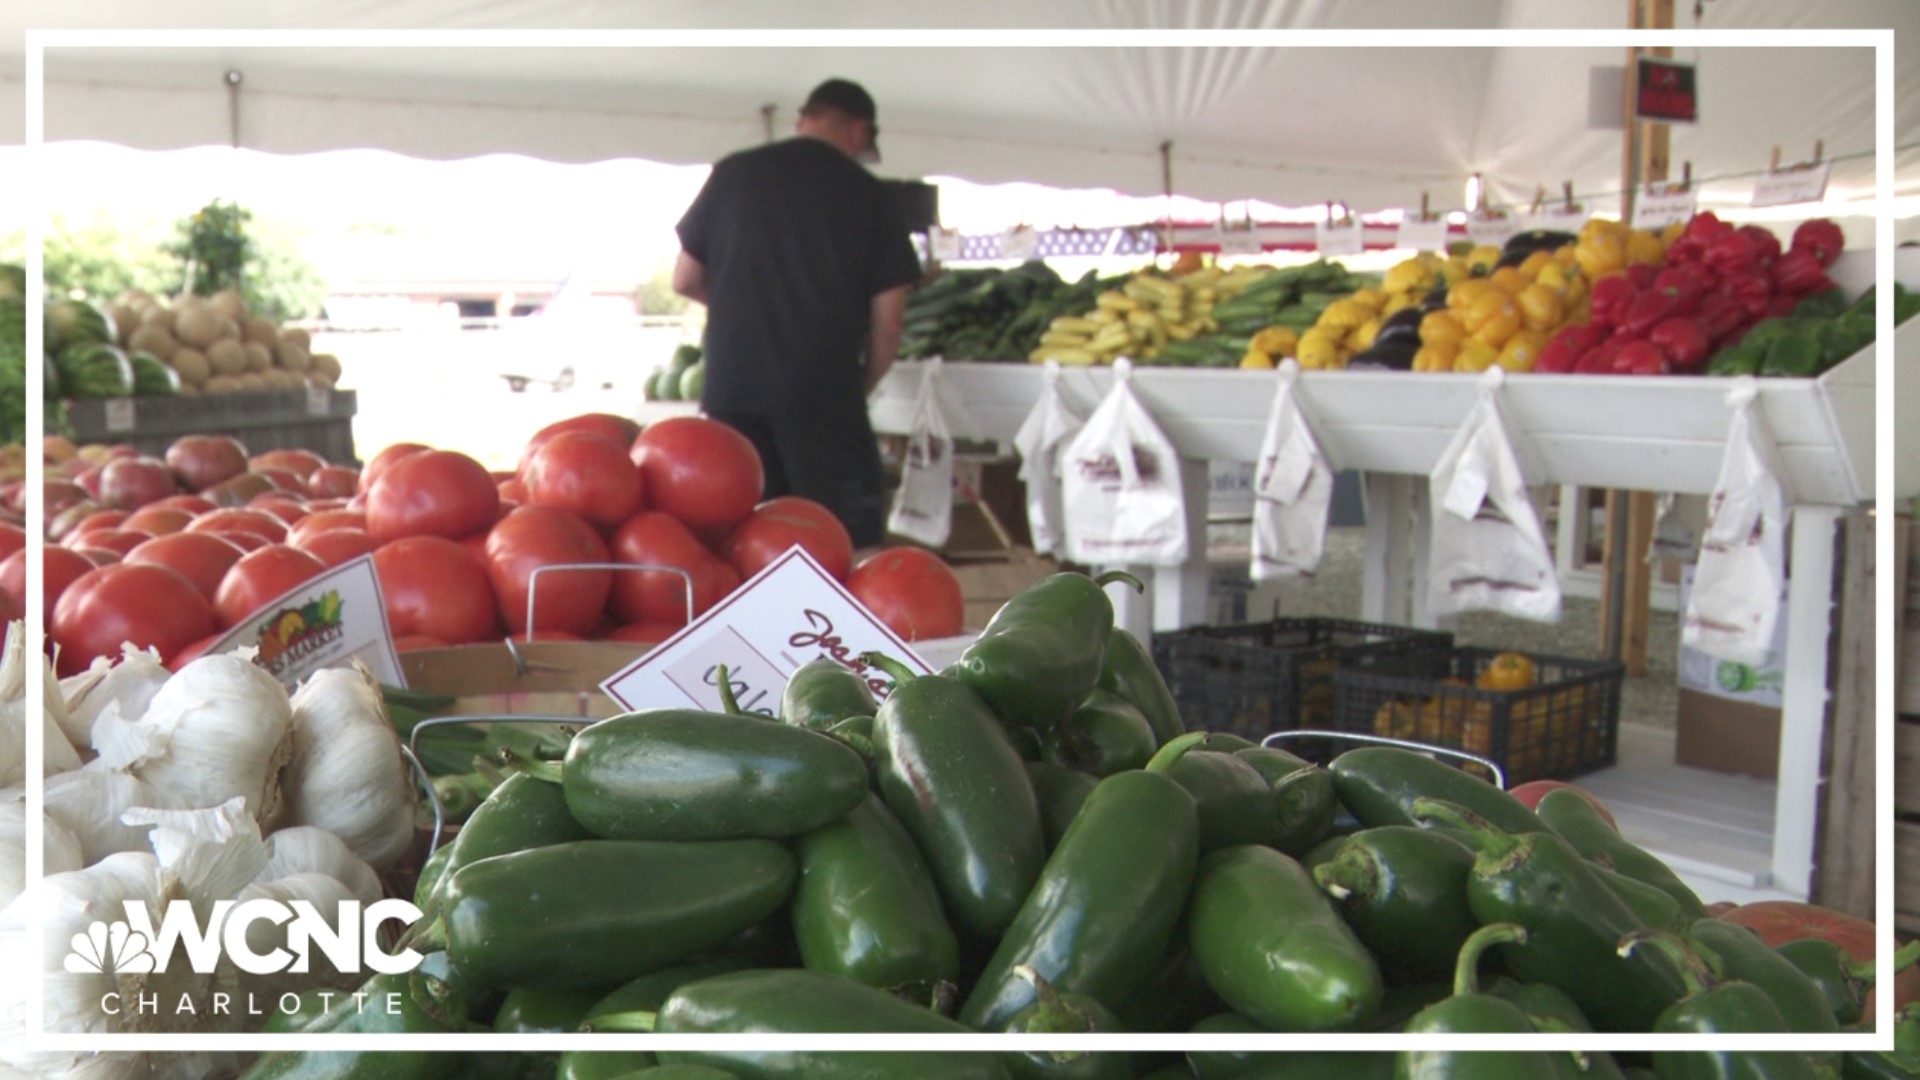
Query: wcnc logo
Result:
<box><xmin>67</xmin><ymin>898</ymin><xmax>423</xmax><ymax>978</ymax></box>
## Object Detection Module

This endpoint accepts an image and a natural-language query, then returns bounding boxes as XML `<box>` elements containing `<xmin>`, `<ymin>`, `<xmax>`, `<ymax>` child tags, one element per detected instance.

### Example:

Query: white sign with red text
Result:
<box><xmin>600</xmin><ymin>546</ymin><xmax>933</xmax><ymax>716</ymax></box>
<box><xmin>202</xmin><ymin>555</ymin><xmax>404</xmax><ymax>690</ymax></box>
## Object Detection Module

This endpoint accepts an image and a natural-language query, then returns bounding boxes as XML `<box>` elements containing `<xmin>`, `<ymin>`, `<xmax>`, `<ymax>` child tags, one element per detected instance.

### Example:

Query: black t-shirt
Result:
<box><xmin>676</xmin><ymin>136</ymin><xmax>923</xmax><ymax>416</ymax></box>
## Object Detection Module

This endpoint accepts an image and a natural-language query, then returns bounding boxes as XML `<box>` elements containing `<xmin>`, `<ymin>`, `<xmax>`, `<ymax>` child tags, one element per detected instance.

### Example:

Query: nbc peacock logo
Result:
<box><xmin>65</xmin><ymin>920</ymin><xmax>156</xmax><ymax>975</ymax></box>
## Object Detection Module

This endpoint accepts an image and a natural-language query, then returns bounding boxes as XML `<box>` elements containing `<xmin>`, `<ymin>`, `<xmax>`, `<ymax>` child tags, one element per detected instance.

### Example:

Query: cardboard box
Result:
<box><xmin>1674</xmin><ymin>565</ymin><xmax>1787</xmax><ymax>780</ymax></box>
<box><xmin>952</xmin><ymin>549</ymin><xmax>1060</xmax><ymax>630</ymax></box>
<box><xmin>400</xmin><ymin>639</ymin><xmax>650</xmax><ymax>719</ymax></box>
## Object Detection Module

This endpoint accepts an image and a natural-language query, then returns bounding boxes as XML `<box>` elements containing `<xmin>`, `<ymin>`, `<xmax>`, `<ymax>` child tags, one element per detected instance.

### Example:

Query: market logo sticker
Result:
<box><xmin>254</xmin><ymin>589</ymin><xmax>346</xmax><ymax>677</ymax></box>
<box><xmin>65</xmin><ymin>921</ymin><xmax>157</xmax><ymax>976</ymax></box>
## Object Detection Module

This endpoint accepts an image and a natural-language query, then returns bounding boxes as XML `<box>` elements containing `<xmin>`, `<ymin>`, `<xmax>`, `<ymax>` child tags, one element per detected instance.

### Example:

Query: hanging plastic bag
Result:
<box><xmin>1061</xmin><ymin>359</ymin><xmax>1189</xmax><ymax>567</ymax></box>
<box><xmin>1427</xmin><ymin>368</ymin><xmax>1562</xmax><ymax>622</ymax></box>
<box><xmin>1011</xmin><ymin>360</ymin><xmax>1084</xmax><ymax>558</ymax></box>
<box><xmin>1682</xmin><ymin>378</ymin><xmax>1788</xmax><ymax>664</ymax></box>
<box><xmin>1250</xmin><ymin>360</ymin><xmax>1334</xmax><ymax>580</ymax></box>
<box><xmin>885</xmin><ymin>357</ymin><xmax>954</xmax><ymax>547</ymax></box>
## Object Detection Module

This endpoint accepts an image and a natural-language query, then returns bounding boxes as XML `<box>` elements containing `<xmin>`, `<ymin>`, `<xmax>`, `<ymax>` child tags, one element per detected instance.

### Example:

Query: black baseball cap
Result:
<box><xmin>802</xmin><ymin>77</ymin><xmax>881</xmax><ymax>163</ymax></box>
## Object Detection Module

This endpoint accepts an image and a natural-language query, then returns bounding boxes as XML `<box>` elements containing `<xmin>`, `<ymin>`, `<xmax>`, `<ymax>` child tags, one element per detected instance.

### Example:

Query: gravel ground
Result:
<box><xmin>1228</xmin><ymin>525</ymin><xmax>1681</xmax><ymax>730</ymax></box>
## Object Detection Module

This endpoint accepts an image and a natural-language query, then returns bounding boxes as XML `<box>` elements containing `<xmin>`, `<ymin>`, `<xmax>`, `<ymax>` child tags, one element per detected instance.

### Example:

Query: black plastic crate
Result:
<box><xmin>1332</xmin><ymin>646</ymin><xmax>1625</xmax><ymax>786</ymax></box>
<box><xmin>1152</xmin><ymin>618</ymin><xmax>1454</xmax><ymax>742</ymax></box>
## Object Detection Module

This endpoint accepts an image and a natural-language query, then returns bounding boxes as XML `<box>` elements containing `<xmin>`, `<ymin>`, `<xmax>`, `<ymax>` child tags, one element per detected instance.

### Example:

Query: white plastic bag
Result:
<box><xmin>1427</xmin><ymin>368</ymin><xmax>1562</xmax><ymax>622</ymax></box>
<box><xmin>1251</xmin><ymin>361</ymin><xmax>1334</xmax><ymax>580</ymax></box>
<box><xmin>885</xmin><ymin>357</ymin><xmax>954</xmax><ymax>547</ymax></box>
<box><xmin>1682</xmin><ymin>379</ymin><xmax>1788</xmax><ymax>664</ymax></box>
<box><xmin>1011</xmin><ymin>360</ymin><xmax>1084</xmax><ymax>558</ymax></box>
<box><xmin>1061</xmin><ymin>359</ymin><xmax>1189</xmax><ymax>567</ymax></box>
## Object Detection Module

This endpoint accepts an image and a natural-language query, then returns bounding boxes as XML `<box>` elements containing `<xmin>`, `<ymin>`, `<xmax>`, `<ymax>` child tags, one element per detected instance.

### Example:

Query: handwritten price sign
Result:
<box><xmin>600</xmin><ymin>546</ymin><xmax>933</xmax><ymax>715</ymax></box>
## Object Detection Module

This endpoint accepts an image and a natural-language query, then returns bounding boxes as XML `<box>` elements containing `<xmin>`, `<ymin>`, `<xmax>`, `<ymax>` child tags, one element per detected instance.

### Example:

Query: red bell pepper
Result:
<box><xmin>1612</xmin><ymin>339</ymin><xmax>1670</xmax><ymax>376</ymax></box>
<box><xmin>1703</xmin><ymin>230</ymin><xmax>1758</xmax><ymax>278</ymax></box>
<box><xmin>1684</xmin><ymin>210</ymin><xmax>1733</xmax><ymax>245</ymax></box>
<box><xmin>1738</xmin><ymin>225</ymin><xmax>1783</xmax><ymax>268</ymax></box>
<box><xmin>1652</xmin><ymin>266</ymin><xmax>1706</xmax><ymax>315</ymax></box>
<box><xmin>1625</xmin><ymin>263</ymin><xmax>1659</xmax><ymax>291</ymax></box>
<box><xmin>1588</xmin><ymin>275</ymin><xmax>1639</xmax><ymax>330</ymax></box>
<box><xmin>1621</xmin><ymin>286</ymin><xmax>1684</xmax><ymax>336</ymax></box>
<box><xmin>1790</xmin><ymin>218</ymin><xmax>1845</xmax><ymax>267</ymax></box>
<box><xmin>1694</xmin><ymin>292</ymin><xmax>1748</xmax><ymax>344</ymax></box>
<box><xmin>1538</xmin><ymin>323</ymin><xmax>1605</xmax><ymax>374</ymax></box>
<box><xmin>1771</xmin><ymin>248</ymin><xmax>1832</xmax><ymax>296</ymax></box>
<box><xmin>1575</xmin><ymin>336</ymin><xmax>1631</xmax><ymax>375</ymax></box>
<box><xmin>1719</xmin><ymin>272</ymin><xmax>1775</xmax><ymax>318</ymax></box>
<box><xmin>1765</xmin><ymin>294</ymin><xmax>1799</xmax><ymax>320</ymax></box>
<box><xmin>1649</xmin><ymin>317</ymin><xmax>1711</xmax><ymax>371</ymax></box>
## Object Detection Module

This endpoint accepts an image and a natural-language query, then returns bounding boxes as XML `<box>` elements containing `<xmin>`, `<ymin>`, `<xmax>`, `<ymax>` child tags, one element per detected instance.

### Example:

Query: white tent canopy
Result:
<box><xmin>0</xmin><ymin>1</ymin><xmax>1914</xmax><ymax>219</ymax></box>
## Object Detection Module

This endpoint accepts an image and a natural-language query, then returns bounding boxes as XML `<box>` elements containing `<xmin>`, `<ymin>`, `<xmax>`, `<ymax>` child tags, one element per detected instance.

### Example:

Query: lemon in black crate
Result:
<box><xmin>1150</xmin><ymin>617</ymin><xmax>1454</xmax><ymax>742</ymax></box>
<box><xmin>1331</xmin><ymin>646</ymin><xmax>1626</xmax><ymax>786</ymax></box>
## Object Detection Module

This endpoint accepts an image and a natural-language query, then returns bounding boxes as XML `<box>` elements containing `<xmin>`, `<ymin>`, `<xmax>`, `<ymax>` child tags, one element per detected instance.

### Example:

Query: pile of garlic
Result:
<box><xmin>0</xmin><ymin>627</ymin><xmax>420</xmax><ymax>1077</ymax></box>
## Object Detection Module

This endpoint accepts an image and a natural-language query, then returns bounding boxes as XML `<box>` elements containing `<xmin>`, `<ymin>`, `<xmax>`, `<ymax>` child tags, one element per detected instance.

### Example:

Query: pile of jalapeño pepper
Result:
<box><xmin>243</xmin><ymin>570</ymin><xmax>1916</xmax><ymax>1080</ymax></box>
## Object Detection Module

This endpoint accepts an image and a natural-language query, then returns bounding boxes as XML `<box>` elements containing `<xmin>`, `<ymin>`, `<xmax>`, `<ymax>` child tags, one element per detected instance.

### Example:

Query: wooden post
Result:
<box><xmin>1598</xmin><ymin>0</ymin><xmax>1669</xmax><ymax>674</ymax></box>
<box><xmin>1812</xmin><ymin>510</ymin><xmax>1875</xmax><ymax>918</ymax></box>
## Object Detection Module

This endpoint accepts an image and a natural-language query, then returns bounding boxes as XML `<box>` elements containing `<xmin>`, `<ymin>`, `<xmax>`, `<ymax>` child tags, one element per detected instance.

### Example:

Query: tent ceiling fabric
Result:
<box><xmin>2</xmin><ymin>1</ymin><xmax>1914</xmax><ymax>216</ymax></box>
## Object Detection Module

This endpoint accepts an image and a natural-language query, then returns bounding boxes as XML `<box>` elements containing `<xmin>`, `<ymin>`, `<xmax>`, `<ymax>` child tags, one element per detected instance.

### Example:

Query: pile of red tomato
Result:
<box><xmin>22</xmin><ymin>413</ymin><xmax>968</xmax><ymax>675</ymax></box>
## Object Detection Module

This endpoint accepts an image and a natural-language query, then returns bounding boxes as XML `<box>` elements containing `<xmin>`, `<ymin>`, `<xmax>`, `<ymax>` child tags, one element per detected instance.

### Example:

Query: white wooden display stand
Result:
<box><xmin>868</xmin><ymin>249</ymin><xmax>1898</xmax><ymax>902</ymax></box>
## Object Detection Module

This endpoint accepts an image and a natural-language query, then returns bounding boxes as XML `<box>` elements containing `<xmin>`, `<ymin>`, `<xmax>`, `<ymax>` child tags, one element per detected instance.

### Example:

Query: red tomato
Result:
<box><xmin>456</xmin><ymin>529</ymin><xmax>491</xmax><ymax>568</ymax></box>
<box><xmin>68</xmin><ymin>509</ymin><xmax>130</xmax><ymax>539</ymax></box>
<box><xmin>286</xmin><ymin>509</ymin><xmax>369</xmax><ymax>548</ymax></box>
<box><xmin>518</xmin><ymin>413</ymin><xmax>644</xmax><ymax>476</ymax></box>
<box><xmin>124</xmin><ymin>532</ymin><xmax>247</xmax><ymax>603</ymax></box>
<box><xmin>307</xmin><ymin>465</ymin><xmax>360</xmax><ymax>500</ymax></box>
<box><xmin>249</xmin><ymin>497</ymin><xmax>311</xmax><ymax>525</ymax></box>
<box><xmin>373</xmin><ymin>536</ymin><xmax>500</xmax><ymax>644</ymax></box>
<box><xmin>5</xmin><ymin>546</ymin><xmax>94</xmax><ymax>626</ymax></box>
<box><xmin>392</xmin><ymin>634</ymin><xmax>449</xmax><ymax>653</ymax></box>
<box><xmin>44</xmin><ymin>480</ymin><xmax>90</xmax><ymax>520</ymax></box>
<box><xmin>204</xmin><ymin>473</ymin><xmax>277</xmax><ymax>508</ymax></box>
<box><xmin>630</xmin><ymin>416</ymin><xmax>763</xmax><ymax>530</ymax></box>
<box><xmin>67</xmin><ymin>529</ymin><xmax>153</xmax><ymax>559</ymax></box>
<box><xmin>721</xmin><ymin>497</ymin><xmax>854</xmax><ymax>582</ymax></box>
<box><xmin>498</xmin><ymin>477</ymin><xmax>528</xmax><ymax>503</ymax></box>
<box><xmin>252</xmin><ymin>467</ymin><xmax>309</xmax><ymax>497</ymax></box>
<box><xmin>187</xmin><ymin>508</ymin><xmax>289</xmax><ymax>546</ymax></box>
<box><xmin>0</xmin><ymin>523</ymin><xmax>23</xmax><ymax>562</ymax></box>
<box><xmin>98</xmin><ymin>457</ymin><xmax>178</xmax><ymax>512</ymax></box>
<box><xmin>152</xmin><ymin>494</ymin><xmax>219</xmax><ymax>517</ymax></box>
<box><xmin>1717</xmin><ymin>902</ymin><xmax>1918</xmax><ymax>1013</ymax></box>
<box><xmin>523</xmin><ymin>431</ymin><xmax>643</xmax><ymax>530</ymax></box>
<box><xmin>304</xmin><ymin>498</ymin><xmax>351</xmax><ymax>513</ymax></box>
<box><xmin>366</xmin><ymin>450</ymin><xmax>499</xmax><ymax>543</ymax></box>
<box><xmin>359</xmin><ymin>442</ymin><xmax>432</xmax><ymax>494</ymax></box>
<box><xmin>608</xmin><ymin>511</ymin><xmax>737</xmax><ymax>626</ymax></box>
<box><xmin>847</xmin><ymin>546</ymin><xmax>965</xmax><ymax>641</ymax></box>
<box><xmin>605</xmin><ymin>620</ymin><xmax>683</xmax><ymax>645</ymax></box>
<box><xmin>215</xmin><ymin>531</ymin><xmax>270</xmax><ymax>554</ymax></box>
<box><xmin>52</xmin><ymin>562</ymin><xmax>218</xmax><ymax>675</ymax></box>
<box><xmin>121</xmin><ymin>506</ymin><xmax>194</xmax><ymax>537</ymax></box>
<box><xmin>214</xmin><ymin>544</ymin><xmax>327</xmax><ymax>629</ymax></box>
<box><xmin>1506</xmin><ymin>780</ymin><xmax>1619</xmax><ymax>830</ymax></box>
<box><xmin>297</xmin><ymin>528</ymin><xmax>379</xmax><ymax>569</ymax></box>
<box><xmin>165</xmin><ymin>634</ymin><xmax>225</xmax><ymax>673</ymax></box>
<box><xmin>165</xmin><ymin>435</ymin><xmax>250</xmax><ymax>492</ymax></box>
<box><xmin>72</xmin><ymin>548</ymin><xmax>122</xmax><ymax>567</ymax></box>
<box><xmin>251</xmin><ymin>448</ymin><xmax>328</xmax><ymax>479</ymax></box>
<box><xmin>47</xmin><ymin>501</ymin><xmax>100</xmax><ymax>544</ymax></box>
<box><xmin>484</xmin><ymin>506</ymin><xmax>612</xmax><ymax>636</ymax></box>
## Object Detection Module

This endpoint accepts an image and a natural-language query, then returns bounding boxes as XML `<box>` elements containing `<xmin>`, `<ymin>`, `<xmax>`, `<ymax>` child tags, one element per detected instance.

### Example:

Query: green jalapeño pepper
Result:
<box><xmin>1189</xmin><ymin>843</ymin><xmax>1384</xmax><ymax>1032</ymax></box>
<box><xmin>865</xmin><ymin>651</ymin><xmax>1046</xmax><ymax>941</ymax></box>
<box><xmin>1311</xmin><ymin>825</ymin><xmax>1478</xmax><ymax>986</ymax></box>
<box><xmin>1534</xmin><ymin>787</ymin><xmax>1706</xmax><ymax>919</ymax></box>
<box><xmin>440</xmin><ymin>838</ymin><xmax>795</xmax><ymax>991</ymax></box>
<box><xmin>1025</xmin><ymin>761</ymin><xmax>1100</xmax><ymax>851</ymax></box>
<box><xmin>419</xmin><ymin>770</ymin><xmax>594</xmax><ymax>920</ymax></box>
<box><xmin>1396</xmin><ymin>923</ymin><xmax>1567</xmax><ymax>1080</ymax></box>
<box><xmin>1041</xmin><ymin>687</ymin><xmax>1158</xmax><ymax>776</ymax></box>
<box><xmin>1331</xmin><ymin>746</ymin><xmax>1548</xmax><ymax>838</ymax></box>
<box><xmin>1413</xmin><ymin>798</ymin><xmax>1687</xmax><ymax>1033</ymax></box>
<box><xmin>1186</xmin><ymin>1011</ymin><xmax>1269</xmax><ymax>1080</ymax></box>
<box><xmin>236</xmin><ymin>971</ymin><xmax>467</xmax><ymax>1080</ymax></box>
<box><xmin>780</xmin><ymin>656</ymin><xmax>881</xmax><ymax>732</ymax></box>
<box><xmin>1628</xmin><ymin>933</ymin><xmax>1823</xmax><ymax>1079</ymax></box>
<box><xmin>999</xmin><ymin>966</ymin><xmax>1131</xmax><ymax>1080</ymax></box>
<box><xmin>955</xmin><ymin>570</ymin><xmax>1136</xmax><ymax>735</ymax></box>
<box><xmin>792</xmin><ymin>790</ymin><xmax>961</xmax><ymax>993</ymax></box>
<box><xmin>558</xmin><ymin>959</ymin><xmax>759</xmax><ymax>1080</ymax></box>
<box><xmin>1843</xmin><ymin>1003</ymin><xmax>1920</xmax><ymax>1079</ymax></box>
<box><xmin>1237</xmin><ymin>1054</ymin><xmax>1395</xmax><ymax>1080</ymax></box>
<box><xmin>546</xmin><ymin>708</ymin><xmax>869</xmax><ymax>841</ymax></box>
<box><xmin>1774</xmin><ymin>937</ymin><xmax>1873</xmax><ymax>1027</ymax></box>
<box><xmin>616</xmin><ymin>1067</ymin><xmax>741</xmax><ymax>1080</ymax></box>
<box><xmin>1687</xmin><ymin>918</ymin><xmax>1841</xmax><ymax>1036</ymax></box>
<box><xmin>1096</xmin><ymin>625</ymin><xmax>1187</xmax><ymax>747</ymax></box>
<box><xmin>960</xmin><ymin>733</ymin><xmax>1204</xmax><ymax>1031</ymax></box>
<box><xmin>1237</xmin><ymin>748</ymin><xmax>1337</xmax><ymax>856</ymax></box>
<box><xmin>1166</xmin><ymin>749</ymin><xmax>1282</xmax><ymax>851</ymax></box>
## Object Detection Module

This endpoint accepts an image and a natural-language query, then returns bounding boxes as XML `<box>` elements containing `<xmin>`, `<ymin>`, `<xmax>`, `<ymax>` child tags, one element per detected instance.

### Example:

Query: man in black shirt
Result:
<box><xmin>673</xmin><ymin>78</ymin><xmax>924</xmax><ymax>549</ymax></box>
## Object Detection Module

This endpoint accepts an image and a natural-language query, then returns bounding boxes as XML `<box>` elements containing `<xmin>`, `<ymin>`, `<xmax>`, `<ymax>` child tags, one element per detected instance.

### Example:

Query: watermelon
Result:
<box><xmin>130</xmin><ymin>349</ymin><xmax>181</xmax><ymax>396</ymax></box>
<box><xmin>671</xmin><ymin>342</ymin><xmax>703</xmax><ymax>370</ymax></box>
<box><xmin>56</xmin><ymin>342</ymin><xmax>135</xmax><ymax>399</ymax></box>
<box><xmin>677</xmin><ymin>358</ymin><xmax>705</xmax><ymax>401</ymax></box>
<box><xmin>46</xmin><ymin>298</ymin><xmax>116</xmax><ymax>355</ymax></box>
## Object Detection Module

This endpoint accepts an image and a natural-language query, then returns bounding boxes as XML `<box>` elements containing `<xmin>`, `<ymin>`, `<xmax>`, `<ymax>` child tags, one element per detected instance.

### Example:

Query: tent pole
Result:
<box><xmin>761</xmin><ymin>104</ymin><xmax>777</xmax><ymax>144</ymax></box>
<box><xmin>225</xmin><ymin>68</ymin><xmax>243</xmax><ymax>149</ymax></box>
<box><xmin>1160</xmin><ymin>139</ymin><xmax>1174</xmax><ymax>253</ymax></box>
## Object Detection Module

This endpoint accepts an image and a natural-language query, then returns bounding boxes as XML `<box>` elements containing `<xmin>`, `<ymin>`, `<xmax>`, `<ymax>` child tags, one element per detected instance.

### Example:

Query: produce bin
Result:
<box><xmin>62</xmin><ymin>388</ymin><xmax>359</xmax><ymax>463</ymax></box>
<box><xmin>1152</xmin><ymin>617</ymin><xmax>1453</xmax><ymax>742</ymax></box>
<box><xmin>1333</xmin><ymin>646</ymin><xmax>1625</xmax><ymax>786</ymax></box>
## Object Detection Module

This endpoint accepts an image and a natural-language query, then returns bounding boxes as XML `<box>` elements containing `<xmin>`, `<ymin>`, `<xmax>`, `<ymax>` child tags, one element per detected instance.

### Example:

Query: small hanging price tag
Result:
<box><xmin>929</xmin><ymin>228</ymin><xmax>962</xmax><ymax>262</ymax></box>
<box><xmin>1217</xmin><ymin>228</ymin><xmax>1263</xmax><ymax>257</ymax></box>
<box><xmin>1632</xmin><ymin>186</ymin><xmax>1698</xmax><ymax>230</ymax></box>
<box><xmin>103</xmin><ymin>398</ymin><xmax>137</xmax><ymax>433</ymax></box>
<box><xmin>1750</xmin><ymin>161</ymin><xmax>1831</xmax><ymax>208</ymax></box>
<box><xmin>1528</xmin><ymin>205</ymin><xmax>1588</xmax><ymax>234</ymax></box>
<box><xmin>1464</xmin><ymin>212</ymin><xmax>1519</xmax><ymax>249</ymax></box>
<box><xmin>1000</xmin><ymin>227</ymin><xmax>1040</xmax><ymax>261</ymax></box>
<box><xmin>1314</xmin><ymin>218</ymin><xmax>1364</xmax><ymax>257</ymax></box>
<box><xmin>305</xmin><ymin>384</ymin><xmax>331</xmax><ymax>417</ymax></box>
<box><xmin>1395</xmin><ymin>213</ymin><xmax>1449</xmax><ymax>252</ymax></box>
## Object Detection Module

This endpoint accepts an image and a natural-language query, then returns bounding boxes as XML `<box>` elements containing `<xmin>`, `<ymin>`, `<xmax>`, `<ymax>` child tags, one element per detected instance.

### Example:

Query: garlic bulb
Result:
<box><xmin>259</xmin><ymin>826</ymin><xmax>382</xmax><ymax>907</ymax></box>
<box><xmin>60</xmin><ymin>644</ymin><xmax>171</xmax><ymax>758</ymax></box>
<box><xmin>233</xmin><ymin>871</ymin><xmax>362</xmax><ymax>1000</ymax></box>
<box><xmin>121</xmin><ymin>798</ymin><xmax>270</xmax><ymax>915</ymax></box>
<box><xmin>0</xmin><ymin>794</ymin><xmax>85</xmax><ymax>908</ymax></box>
<box><xmin>281</xmin><ymin>663</ymin><xmax>415</xmax><ymax>870</ymax></box>
<box><xmin>44</xmin><ymin>766</ymin><xmax>180</xmax><ymax>865</ymax></box>
<box><xmin>0</xmin><ymin>621</ymin><xmax>83</xmax><ymax>788</ymax></box>
<box><xmin>92</xmin><ymin>652</ymin><xmax>295</xmax><ymax>829</ymax></box>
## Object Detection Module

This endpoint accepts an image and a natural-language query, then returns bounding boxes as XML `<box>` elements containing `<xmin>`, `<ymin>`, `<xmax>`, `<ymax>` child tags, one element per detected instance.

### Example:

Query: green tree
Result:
<box><xmin>43</xmin><ymin>213</ymin><xmax>174</xmax><ymax>301</ymax></box>
<box><xmin>164</xmin><ymin>200</ymin><xmax>328</xmax><ymax>321</ymax></box>
<box><xmin>636</xmin><ymin>259</ymin><xmax>691</xmax><ymax>317</ymax></box>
